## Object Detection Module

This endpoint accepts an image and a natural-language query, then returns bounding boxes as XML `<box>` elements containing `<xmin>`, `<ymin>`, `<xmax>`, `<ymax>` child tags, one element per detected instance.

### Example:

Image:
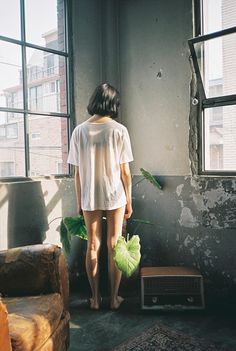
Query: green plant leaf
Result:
<box><xmin>113</xmin><ymin>235</ymin><xmax>141</xmax><ymax>278</ymax></box>
<box><xmin>132</xmin><ymin>218</ymin><xmax>153</xmax><ymax>225</ymax></box>
<box><xmin>140</xmin><ymin>168</ymin><xmax>162</xmax><ymax>190</ymax></box>
<box><xmin>60</xmin><ymin>219</ymin><xmax>71</xmax><ymax>256</ymax></box>
<box><xmin>63</xmin><ymin>215</ymin><xmax>88</xmax><ymax>240</ymax></box>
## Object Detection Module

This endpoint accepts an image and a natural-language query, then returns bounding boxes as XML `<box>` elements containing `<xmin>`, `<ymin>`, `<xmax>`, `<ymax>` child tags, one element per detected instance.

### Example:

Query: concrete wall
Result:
<box><xmin>0</xmin><ymin>178</ymin><xmax>76</xmax><ymax>250</ymax></box>
<box><xmin>117</xmin><ymin>0</ymin><xmax>236</xmax><ymax>300</ymax></box>
<box><xmin>72</xmin><ymin>0</ymin><xmax>121</xmax><ymax>124</ymax></box>
<box><xmin>70</xmin><ymin>0</ymin><xmax>236</xmax><ymax>300</ymax></box>
<box><xmin>119</xmin><ymin>0</ymin><xmax>191</xmax><ymax>175</ymax></box>
<box><xmin>119</xmin><ymin>0</ymin><xmax>236</xmax><ymax>299</ymax></box>
<box><xmin>130</xmin><ymin>176</ymin><xmax>236</xmax><ymax>300</ymax></box>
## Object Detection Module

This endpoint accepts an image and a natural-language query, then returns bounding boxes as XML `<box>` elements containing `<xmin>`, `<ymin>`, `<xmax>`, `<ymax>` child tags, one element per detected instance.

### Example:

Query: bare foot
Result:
<box><xmin>110</xmin><ymin>296</ymin><xmax>124</xmax><ymax>310</ymax></box>
<box><xmin>89</xmin><ymin>297</ymin><xmax>102</xmax><ymax>310</ymax></box>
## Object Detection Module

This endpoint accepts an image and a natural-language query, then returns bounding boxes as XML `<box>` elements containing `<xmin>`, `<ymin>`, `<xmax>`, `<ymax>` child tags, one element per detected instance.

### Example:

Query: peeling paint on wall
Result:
<box><xmin>175</xmin><ymin>177</ymin><xmax>236</xmax><ymax>229</ymax></box>
<box><xmin>191</xmin><ymin>193</ymin><xmax>205</xmax><ymax>211</ymax></box>
<box><xmin>131</xmin><ymin>175</ymin><xmax>236</xmax><ymax>298</ymax></box>
<box><xmin>183</xmin><ymin>234</ymin><xmax>194</xmax><ymax>247</ymax></box>
<box><xmin>179</xmin><ymin>207</ymin><xmax>199</xmax><ymax>228</ymax></box>
<box><xmin>204</xmin><ymin>188</ymin><xmax>232</xmax><ymax>209</ymax></box>
<box><xmin>156</xmin><ymin>69</ymin><xmax>163</xmax><ymax>79</ymax></box>
<box><xmin>176</xmin><ymin>184</ymin><xmax>184</xmax><ymax>197</ymax></box>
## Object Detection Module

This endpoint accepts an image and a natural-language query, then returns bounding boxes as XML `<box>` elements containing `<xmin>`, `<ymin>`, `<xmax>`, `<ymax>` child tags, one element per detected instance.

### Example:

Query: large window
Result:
<box><xmin>0</xmin><ymin>0</ymin><xmax>71</xmax><ymax>178</ymax></box>
<box><xmin>189</xmin><ymin>0</ymin><xmax>236</xmax><ymax>174</ymax></box>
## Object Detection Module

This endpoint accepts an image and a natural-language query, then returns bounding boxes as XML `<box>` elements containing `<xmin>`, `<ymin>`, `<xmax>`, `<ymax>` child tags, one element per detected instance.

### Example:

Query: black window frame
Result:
<box><xmin>0</xmin><ymin>0</ymin><xmax>74</xmax><ymax>179</ymax></box>
<box><xmin>189</xmin><ymin>0</ymin><xmax>236</xmax><ymax>175</ymax></box>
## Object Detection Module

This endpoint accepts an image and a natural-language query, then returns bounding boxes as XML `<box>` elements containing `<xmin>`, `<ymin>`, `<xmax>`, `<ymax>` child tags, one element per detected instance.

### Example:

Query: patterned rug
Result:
<box><xmin>112</xmin><ymin>323</ymin><xmax>231</xmax><ymax>351</ymax></box>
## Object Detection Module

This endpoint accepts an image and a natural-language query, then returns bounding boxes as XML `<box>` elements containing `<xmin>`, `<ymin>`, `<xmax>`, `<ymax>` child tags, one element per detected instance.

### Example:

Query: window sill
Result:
<box><xmin>0</xmin><ymin>175</ymin><xmax>73</xmax><ymax>184</ymax></box>
<box><xmin>198</xmin><ymin>171</ymin><xmax>236</xmax><ymax>178</ymax></box>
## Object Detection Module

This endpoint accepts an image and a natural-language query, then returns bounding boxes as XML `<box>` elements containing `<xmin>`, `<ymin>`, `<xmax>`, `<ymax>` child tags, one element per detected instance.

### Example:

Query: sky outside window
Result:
<box><xmin>0</xmin><ymin>0</ymin><xmax>65</xmax><ymax>101</ymax></box>
<box><xmin>0</xmin><ymin>0</ymin><xmax>20</xmax><ymax>39</ymax></box>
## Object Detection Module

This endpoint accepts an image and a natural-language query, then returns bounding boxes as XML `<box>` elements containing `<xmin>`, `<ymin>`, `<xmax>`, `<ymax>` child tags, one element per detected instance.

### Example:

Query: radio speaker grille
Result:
<box><xmin>141</xmin><ymin>267</ymin><xmax>205</xmax><ymax>310</ymax></box>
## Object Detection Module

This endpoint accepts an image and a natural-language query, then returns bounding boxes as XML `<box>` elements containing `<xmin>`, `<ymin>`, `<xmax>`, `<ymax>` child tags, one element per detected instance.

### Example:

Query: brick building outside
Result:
<box><xmin>0</xmin><ymin>0</ymin><xmax>68</xmax><ymax>177</ymax></box>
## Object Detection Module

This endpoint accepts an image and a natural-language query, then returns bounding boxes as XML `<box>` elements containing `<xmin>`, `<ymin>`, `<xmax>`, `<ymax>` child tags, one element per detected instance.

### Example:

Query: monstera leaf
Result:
<box><xmin>60</xmin><ymin>215</ymin><xmax>87</xmax><ymax>255</ymax></box>
<box><xmin>113</xmin><ymin>235</ymin><xmax>141</xmax><ymax>278</ymax></box>
<box><xmin>140</xmin><ymin>168</ymin><xmax>162</xmax><ymax>190</ymax></box>
<box><xmin>63</xmin><ymin>215</ymin><xmax>88</xmax><ymax>240</ymax></box>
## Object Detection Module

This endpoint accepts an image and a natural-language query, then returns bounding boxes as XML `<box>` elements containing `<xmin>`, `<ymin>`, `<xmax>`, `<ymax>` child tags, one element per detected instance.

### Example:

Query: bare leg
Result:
<box><xmin>106</xmin><ymin>206</ymin><xmax>126</xmax><ymax>310</ymax></box>
<box><xmin>83</xmin><ymin>210</ymin><xmax>103</xmax><ymax>310</ymax></box>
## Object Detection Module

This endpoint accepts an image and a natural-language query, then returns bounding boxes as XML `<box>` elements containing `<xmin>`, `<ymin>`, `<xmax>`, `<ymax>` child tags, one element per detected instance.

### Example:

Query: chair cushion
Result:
<box><xmin>2</xmin><ymin>293</ymin><xmax>63</xmax><ymax>351</ymax></box>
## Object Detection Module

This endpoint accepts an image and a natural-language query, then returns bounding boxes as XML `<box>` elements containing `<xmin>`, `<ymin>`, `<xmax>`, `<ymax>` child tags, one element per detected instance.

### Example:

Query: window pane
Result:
<box><xmin>26</xmin><ymin>48</ymin><xmax>67</xmax><ymax>113</ymax></box>
<box><xmin>25</xmin><ymin>0</ymin><xmax>65</xmax><ymax>51</ymax></box>
<box><xmin>28</xmin><ymin>115</ymin><xmax>69</xmax><ymax>176</ymax></box>
<box><xmin>203</xmin><ymin>0</ymin><xmax>236</xmax><ymax>35</ymax></box>
<box><xmin>194</xmin><ymin>32</ymin><xmax>236</xmax><ymax>98</ymax></box>
<box><xmin>0</xmin><ymin>41</ymin><xmax>23</xmax><ymax>108</ymax></box>
<box><xmin>204</xmin><ymin>105</ymin><xmax>236</xmax><ymax>171</ymax></box>
<box><xmin>0</xmin><ymin>0</ymin><xmax>21</xmax><ymax>39</ymax></box>
<box><xmin>0</xmin><ymin>112</ymin><xmax>25</xmax><ymax>176</ymax></box>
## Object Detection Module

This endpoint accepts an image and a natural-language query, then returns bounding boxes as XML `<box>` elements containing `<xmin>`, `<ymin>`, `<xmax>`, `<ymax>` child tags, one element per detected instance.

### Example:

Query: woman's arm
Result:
<box><xmin>120</xmin><ymin>163</ymin><xmax>133</xmax><ymax>219</ymax></box>
<box><xmin>75</xmin><ymin>166</ymin><xmax>82</xmax><ymax>214</ymax></box>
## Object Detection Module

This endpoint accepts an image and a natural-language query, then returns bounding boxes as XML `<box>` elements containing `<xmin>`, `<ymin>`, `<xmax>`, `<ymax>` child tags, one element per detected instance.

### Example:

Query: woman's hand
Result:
<box><xmin>120</xmin><ymin>163</ymin><xmax>133</xmax><ymax>219</ymax></box>
<box><xmin>124</xmin><ymin>202</ymin><xmax>133</xmax><ymax>219</ymax></box>
<box><xmin>77</xmin><ymin>204</ymin><xmax>83</xmax><ymax>216</ymax></box>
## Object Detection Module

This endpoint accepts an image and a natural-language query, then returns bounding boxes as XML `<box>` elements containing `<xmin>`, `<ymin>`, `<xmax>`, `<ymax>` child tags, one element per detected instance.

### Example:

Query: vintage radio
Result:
<box><xmin>141</xmin><ymin>266</ymin><xmax>205</xmax><ymax>310</ymax></box>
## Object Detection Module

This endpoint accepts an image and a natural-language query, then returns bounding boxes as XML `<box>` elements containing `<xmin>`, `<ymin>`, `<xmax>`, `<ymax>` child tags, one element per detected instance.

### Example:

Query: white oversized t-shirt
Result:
<box><xmin>67</xmin><ymin>119</ymin><xmax>134</xmax><ymax>211</ymax></box>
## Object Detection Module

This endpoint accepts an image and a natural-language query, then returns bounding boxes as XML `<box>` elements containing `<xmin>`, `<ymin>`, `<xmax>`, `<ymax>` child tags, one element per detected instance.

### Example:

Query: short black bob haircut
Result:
<box><xmin>87</xmin><ymin>83</ymin><xmax>120</xmax><ymax>119</ymax></box>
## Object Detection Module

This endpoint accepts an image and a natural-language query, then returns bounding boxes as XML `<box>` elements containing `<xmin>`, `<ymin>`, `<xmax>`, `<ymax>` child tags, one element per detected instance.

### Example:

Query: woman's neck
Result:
<box><xmin>88</xmin><ymin>115</ymin><xmax>113</xmax><ymax>123</ymax></box>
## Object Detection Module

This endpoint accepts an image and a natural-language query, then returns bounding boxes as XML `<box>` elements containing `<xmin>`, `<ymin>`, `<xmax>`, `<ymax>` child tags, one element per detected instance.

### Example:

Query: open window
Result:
<box><xmin>189</xmin><ymin>0</ymin><xmax>236</xmax><ymax>174</ymax></box>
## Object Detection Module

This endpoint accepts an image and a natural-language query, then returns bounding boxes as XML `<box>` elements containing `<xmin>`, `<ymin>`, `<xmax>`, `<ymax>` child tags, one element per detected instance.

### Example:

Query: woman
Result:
<box><xmin>67</xmin><ymin>83</ymin><xmax>134</xmax><ymax>310</ymax></box>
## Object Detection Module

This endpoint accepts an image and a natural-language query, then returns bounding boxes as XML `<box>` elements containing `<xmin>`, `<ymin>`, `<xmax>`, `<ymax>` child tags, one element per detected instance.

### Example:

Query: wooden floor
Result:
<box><xmin>69</xmin><ymin>292</ymin><xmax>236</xmax><ymax>351</ymax></box>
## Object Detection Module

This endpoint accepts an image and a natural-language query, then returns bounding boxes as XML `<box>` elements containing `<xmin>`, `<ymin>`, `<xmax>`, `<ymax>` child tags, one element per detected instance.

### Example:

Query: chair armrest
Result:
<box><xmin>0</xmin><ymin>244</ymin><xmax>69</xmax><ymax>310</ymax></box>
<box><xmin>0</xmin><ymin>301</ymin><xmax>12</xmax><ymax>351</ymax></box>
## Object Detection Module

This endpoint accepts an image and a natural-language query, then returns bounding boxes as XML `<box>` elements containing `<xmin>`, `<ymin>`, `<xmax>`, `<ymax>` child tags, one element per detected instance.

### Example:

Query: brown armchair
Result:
<box><xmin>0</xmin><ymin>244</ymin><xmax>70</xmax><ymax>351</ymax></box>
